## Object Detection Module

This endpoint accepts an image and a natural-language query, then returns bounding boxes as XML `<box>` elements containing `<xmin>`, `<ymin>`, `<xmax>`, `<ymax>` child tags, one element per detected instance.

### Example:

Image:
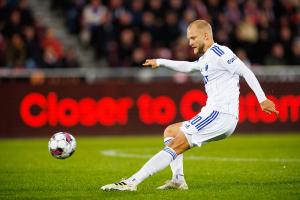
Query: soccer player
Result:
<box><xmin>101</xmin><ymin>19</ymin><xmax>279</xmax><ymax>191</ymax></box>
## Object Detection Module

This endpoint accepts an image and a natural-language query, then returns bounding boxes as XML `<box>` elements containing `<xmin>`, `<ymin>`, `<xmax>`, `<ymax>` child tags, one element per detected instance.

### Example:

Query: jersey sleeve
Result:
<box><xmin>217</xmin><ymin>46</ymin><xmax>241</xmax><ymax>74</ymax></box>
<box><xmin>235</xmin><ymin>63</ymin><xmax>267</xmax><ymax>103</ymax></box>
<box><xmin>216</xmin><ymin>46</ymin><xmax>266</xmax><ymax>103</ymax></box>
<box><xmin>156</xmin><ymin>59</ymin><xmax>200</xmax><ymax>73</ymax></box>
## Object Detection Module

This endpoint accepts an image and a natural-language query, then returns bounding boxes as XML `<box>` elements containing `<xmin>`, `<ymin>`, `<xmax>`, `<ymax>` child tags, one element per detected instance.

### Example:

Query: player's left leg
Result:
<box><xmin>101</xmin><ymin>131</ymin><xmax>190</xmax><ymax>191</ymax></box>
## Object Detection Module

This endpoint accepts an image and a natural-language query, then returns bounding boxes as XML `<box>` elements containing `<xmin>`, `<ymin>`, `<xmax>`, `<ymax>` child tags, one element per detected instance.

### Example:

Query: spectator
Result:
<box><xmin>155</xmin><ymin>47</ymin><xmax>172</xmax><ymax>59</ymax></box>
<box><xmin>23</xmin><ymin>26</ymin><xmax>42</xmax><ymax>68</ymax></box>
<box><xmin>5</xmin><ymin>33</ymin><xmax>26</xmax><ymax>67</ymax></box>
<box><xmin>141</xmin><ymin>11</ymin><xmax>159</xmax><ymax>42</ymax></box>
<box><xmin>42</xmin><ymin>47</ymin><xmax>61</xmax><ymax>68</ymax></box>
<box><xmin>0</xmin><ymin>0</ymin><xmax>10</xmax><ymax>30</ymax></box>
<box><xmin>253</xmin><ymin>12</ymin><xmax>275</xmax><ymax>64</ymax></box>
<box><xmin>261</xmin><ymin>0</ymin><xmax>275</xmax><ymax>25</ymax></box>
<box><xmin>168</xmin><ymin>0</ymin><xmax>185</xmax><ymax>18</ymax></box>
<box><xmin>290</xmin><ymin>37</ymin><xmax>300</xmax><ymax>65</ymax></box>
<box><xmin>188</xmin><ymin>0</ymin><xmax>208</xmax><ymax>20</ymax></box>
<box><xmin>206</xmin><ymin>0</ymin><xmax>221</xmax><ymax>22</ymax></box>
<box><xmin>41</xmin><ymin>28</ymin><xmax>64</xmax><ymax>61</ymax></box>
<box><xmin>3</xmin><ymin>9</ymin><xmax>22</xmax><ymax>37</ymax></box>
<box><xmin>173</xmin><ymin>37</ymin><xmax>189</xmax><ymax>60</ymax></box>
<box><xmin>179</xmin><ymin>8</ymin><xmax>197</xmax><ymax>36</ymax></box>
<box><xmin>264</xmin><ymin>43</ymin><xmax>287</xmax><ymax>65</ymax></box>
<box><xmin>243</xmin><ymin>0</ymin><xmax>260</xmax><ymax>24</ymax></box>
<box><xmin>106</xmin><ymin>40</ymin><xmax>119</xmax><ymax>67</ymax></box>
<box><xmin>148</xmin><ymin>0</ymin><xmax>164</xmax><ymax>24</ymax></box>
<box><xmin>279</xmin><ymin>26</ymin><xmax>292</xmax><ymax>60</ymax></box>
<box><xmin>131</xmin><ymin>48</ymin><xmax>146</xmax><ymax>67</ymax></box>
<box><xmin>65</xmin><ymin>0</ymin><xmax>85</xmax><ymax>34</ymax></box>
<box><xmin>139</xmin><ymin>31</ymin><xmax>153</xmax><ymax>58</ymax></box>
<box><xmin>224</xmin><ymin>0</ymin><xmax>241</xmax><ymax>26</ymax></box>
<box><xmin>94</xmin><ymin>11</ymin><xmax>113</xmax><ymax>59</ymax></box>
<box><xmin>109</xmin><ymin>0</ymin><xmax>125</xmax><ymax>24</ymax></box>
<box><xmin>61</xmin><ymin>47</ymin><xmax>80</xmax><ymax>68</ymax></box>
<box><xmin>80</xmin><ymin>0</ymin><xmax>108</xmax><ymax>46</ymax></box>
<box><xmin>235</xmin><ymin>48</ymin><xmax>251</xmax><ymax>67</ymax></box>
<box><xmin>215</xmin><ymin>13</ymin><xmax>231</xmax><ymax>45</ymax></box>
<box><xmin>160</xmin><ymin>11</ymin><xmax>181</xmax><ymax>47</ymax></box>
<box><xmin>17</xmin><ymin>0</ymin><xmax>34</xmax><ymax>26</ymax></box>
<box><xmin>0</xmin><ymin>33</ymin><xmax>6</xmax><ymax>66</ymax></box>
<box><xmin>118</xmin><ymin>29</ymin><xmax>135</xmax><ymax>66</ymax></box>
<box><xmin>116</xmin><ymin>10</ymin><xmax>133</xmax><ymax>32</ymax></box>
<box><xmin>238</xmin><ymin>15</ymin><xmax>258</xmax><ymax>43</ymax></box>
<box><xmin>129</xmin><ymin>0</ymin><xmax>145</xmax><ymax>27</ymax></box>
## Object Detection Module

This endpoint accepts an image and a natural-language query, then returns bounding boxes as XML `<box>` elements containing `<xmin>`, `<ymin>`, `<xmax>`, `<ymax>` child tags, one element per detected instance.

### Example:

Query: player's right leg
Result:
<box><xmin>158</xmin><ymin>108</ymin><xmax>238</xmax><ymax>189</ymax></box>
<box><xmin>157</xmin><ymin>123</ymin><xmax>188</xmax><ymax>190</ymax></box>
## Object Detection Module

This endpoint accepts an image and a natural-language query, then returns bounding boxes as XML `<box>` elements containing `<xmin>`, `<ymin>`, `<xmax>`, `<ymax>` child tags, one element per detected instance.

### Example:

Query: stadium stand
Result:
<box><xmin>0</xmin><ymin>0</ymin><xmax>299</xmax><ymax>68</ymax></box>
<box><xmin>0</xmin><ymin>0</ymin><xmax>80</xmax><ymax>68</ymax></box>
<box><xmin>50</xmin><ymin>0</ymin><xmax>300</xmax><ymax>67</ymax></box>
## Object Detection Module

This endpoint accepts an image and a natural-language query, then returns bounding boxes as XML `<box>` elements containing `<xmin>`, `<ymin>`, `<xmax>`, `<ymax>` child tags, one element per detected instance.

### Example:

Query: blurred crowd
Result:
<box><xmin>1</xmin><ymin>0</ymin><xmax>300</xmax><ymax>69</ymax></box>
<box><xmin>52</xmin><ymin>0</ymin><xmax>300</xmax><ymax>67</ymax></box>
<box><xmin>0</xmin><ymin>0</ymin><xmax>80</xmax><ymax>68</ymax></box>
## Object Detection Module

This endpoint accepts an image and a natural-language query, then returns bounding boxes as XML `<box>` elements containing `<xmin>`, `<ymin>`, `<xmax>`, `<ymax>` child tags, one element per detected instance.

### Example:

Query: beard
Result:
<box><xmin>194</xmin><ymin>42</ymin><xmax>205</xmax><ymax>55</ymax></box>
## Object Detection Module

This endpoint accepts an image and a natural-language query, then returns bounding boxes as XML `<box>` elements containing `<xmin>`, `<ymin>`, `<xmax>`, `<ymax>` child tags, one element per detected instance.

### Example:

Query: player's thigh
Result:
<box><xmin>163</xmin><ymin>122</ymin><xmax>183</xmax><ymax>138</ymax></box>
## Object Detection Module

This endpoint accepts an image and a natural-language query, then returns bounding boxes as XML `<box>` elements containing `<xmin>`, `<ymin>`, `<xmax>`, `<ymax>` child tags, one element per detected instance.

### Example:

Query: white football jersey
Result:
<box><xmin>157</xmin><ymin>43</ymin><xmax>266</xmax><ymax>118</ymax></box>
<box><xmin>196</xmin><ymin>43</ymin><xmax>241</xmax><ymax>117</ymax></box>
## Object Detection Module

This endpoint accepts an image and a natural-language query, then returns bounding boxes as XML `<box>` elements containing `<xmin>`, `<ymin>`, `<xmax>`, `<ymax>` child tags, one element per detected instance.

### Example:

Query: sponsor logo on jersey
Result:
<box><xmin>227</xmin><ymin>56</ymin><xmax>237</xmax><ymax>64</ymax></box>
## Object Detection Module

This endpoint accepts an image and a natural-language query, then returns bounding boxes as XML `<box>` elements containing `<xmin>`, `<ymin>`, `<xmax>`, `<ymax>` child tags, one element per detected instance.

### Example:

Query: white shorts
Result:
<box><xmin>180</xmin><ymin>107</ymin><xmax>238</xmax><ymax>147</ymax></box>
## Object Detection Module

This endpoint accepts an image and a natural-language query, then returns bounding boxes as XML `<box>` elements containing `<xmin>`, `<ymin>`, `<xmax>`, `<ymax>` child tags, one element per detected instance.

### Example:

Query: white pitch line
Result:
<box><xmin>100</xmin><ymin>149</ymin><xmax>300</xmax><ymax>163</ymax></box>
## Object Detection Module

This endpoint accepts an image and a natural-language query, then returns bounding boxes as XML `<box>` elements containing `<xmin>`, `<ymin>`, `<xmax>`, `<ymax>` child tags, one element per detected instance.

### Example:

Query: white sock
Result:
<box><xmin>164</xmin><ymin>137</ymin><xmax>185</xmax><ymax>183</ymax></box>
<box><xmin>171</xmin><ymin>154</ymin><xmax>185</xmax><ymax>182</ymax></box>
<box><xmin>128</xmin><ymin>146</ymin><xmax>177</xmax><ymax>185</ymax></box>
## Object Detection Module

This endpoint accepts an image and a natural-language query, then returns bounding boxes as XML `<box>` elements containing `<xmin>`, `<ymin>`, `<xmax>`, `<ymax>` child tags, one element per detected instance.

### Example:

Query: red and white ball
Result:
<box><xmin>48</xmin><ymin>132</ymin><xmax>76</xmax><ymax>159</ymax></box>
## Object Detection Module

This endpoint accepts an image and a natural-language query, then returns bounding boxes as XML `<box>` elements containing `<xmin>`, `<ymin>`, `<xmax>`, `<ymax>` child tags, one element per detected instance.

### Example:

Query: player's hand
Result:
<box><xmin>142</xmin><ymin>59</ymin><xmax>158</xmax><ymax>69</ymax></box>
<box><xmin>260</xmin><ymin>99</ymin><xmax>279</xmax><ymax>116</ymax></box>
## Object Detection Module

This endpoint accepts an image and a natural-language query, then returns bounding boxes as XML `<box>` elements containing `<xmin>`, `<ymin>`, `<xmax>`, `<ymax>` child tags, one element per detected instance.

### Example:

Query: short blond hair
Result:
<box><xmin>188</xmin><ymin>20</ymin><xmax>213</xmax><ymax>36</ymax></box>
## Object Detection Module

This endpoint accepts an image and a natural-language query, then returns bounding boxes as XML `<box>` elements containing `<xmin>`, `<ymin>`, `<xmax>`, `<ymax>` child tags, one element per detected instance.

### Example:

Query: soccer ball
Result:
<box><xmin>48</xmin><ymin>132</ymin><xmax>76</xmax><ymax>159</ymax></box>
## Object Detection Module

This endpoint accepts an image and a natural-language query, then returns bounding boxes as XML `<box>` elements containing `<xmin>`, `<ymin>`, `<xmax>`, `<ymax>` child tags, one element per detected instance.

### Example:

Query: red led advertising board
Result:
<box><xmin>0</xmin><ymin>81</ymin><xmax>299</xmax><ymax>137</ymax></box>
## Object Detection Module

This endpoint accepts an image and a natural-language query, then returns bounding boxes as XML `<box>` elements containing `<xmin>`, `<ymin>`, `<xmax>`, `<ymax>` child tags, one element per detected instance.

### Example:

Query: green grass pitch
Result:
<box><xmin>0</xmin><ymin>133</ymin><xmax>300</xmax><ymax>200</ymax></box>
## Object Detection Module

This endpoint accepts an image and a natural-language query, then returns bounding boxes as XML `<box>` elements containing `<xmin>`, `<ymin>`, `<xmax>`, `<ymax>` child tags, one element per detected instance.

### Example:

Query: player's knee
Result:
<box><xmin>163</xmin><ymin>125</ymin><xmax>176</xmax><ymax>138</ymax></box>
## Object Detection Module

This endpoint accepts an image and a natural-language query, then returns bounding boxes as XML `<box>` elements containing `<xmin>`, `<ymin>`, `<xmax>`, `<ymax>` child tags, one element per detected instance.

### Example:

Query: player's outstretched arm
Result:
<box><xmin>142</xmin><ymin>59</ymin><xmax>199</xmax><ymax>73</ymax></box>
<box><xmin>235</xmin><ymin>63</ymin><xmax>279</xmax><ymax>116</ymax></box>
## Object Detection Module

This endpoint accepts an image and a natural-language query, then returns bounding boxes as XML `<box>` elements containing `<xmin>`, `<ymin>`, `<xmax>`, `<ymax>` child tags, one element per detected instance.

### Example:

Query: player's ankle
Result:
<box><xmin>172</xmin><ymin>174</ymin><xmax>185</xmax><ymax>183</ymax></box>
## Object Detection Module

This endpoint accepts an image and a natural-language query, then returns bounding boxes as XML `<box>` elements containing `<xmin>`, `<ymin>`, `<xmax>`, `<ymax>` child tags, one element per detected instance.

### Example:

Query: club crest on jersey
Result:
<box><xmin>205</xmin><ymin>64</ymin><xmax>208</xmax><ymax>71</ymax></box>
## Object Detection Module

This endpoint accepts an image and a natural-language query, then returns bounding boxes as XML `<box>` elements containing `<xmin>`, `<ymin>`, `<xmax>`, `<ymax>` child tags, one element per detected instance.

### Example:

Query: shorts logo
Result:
<box><xmin>184</xmin><ymin>123</ymin><xmax>190</xmax><ymax>129</ymax></box>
